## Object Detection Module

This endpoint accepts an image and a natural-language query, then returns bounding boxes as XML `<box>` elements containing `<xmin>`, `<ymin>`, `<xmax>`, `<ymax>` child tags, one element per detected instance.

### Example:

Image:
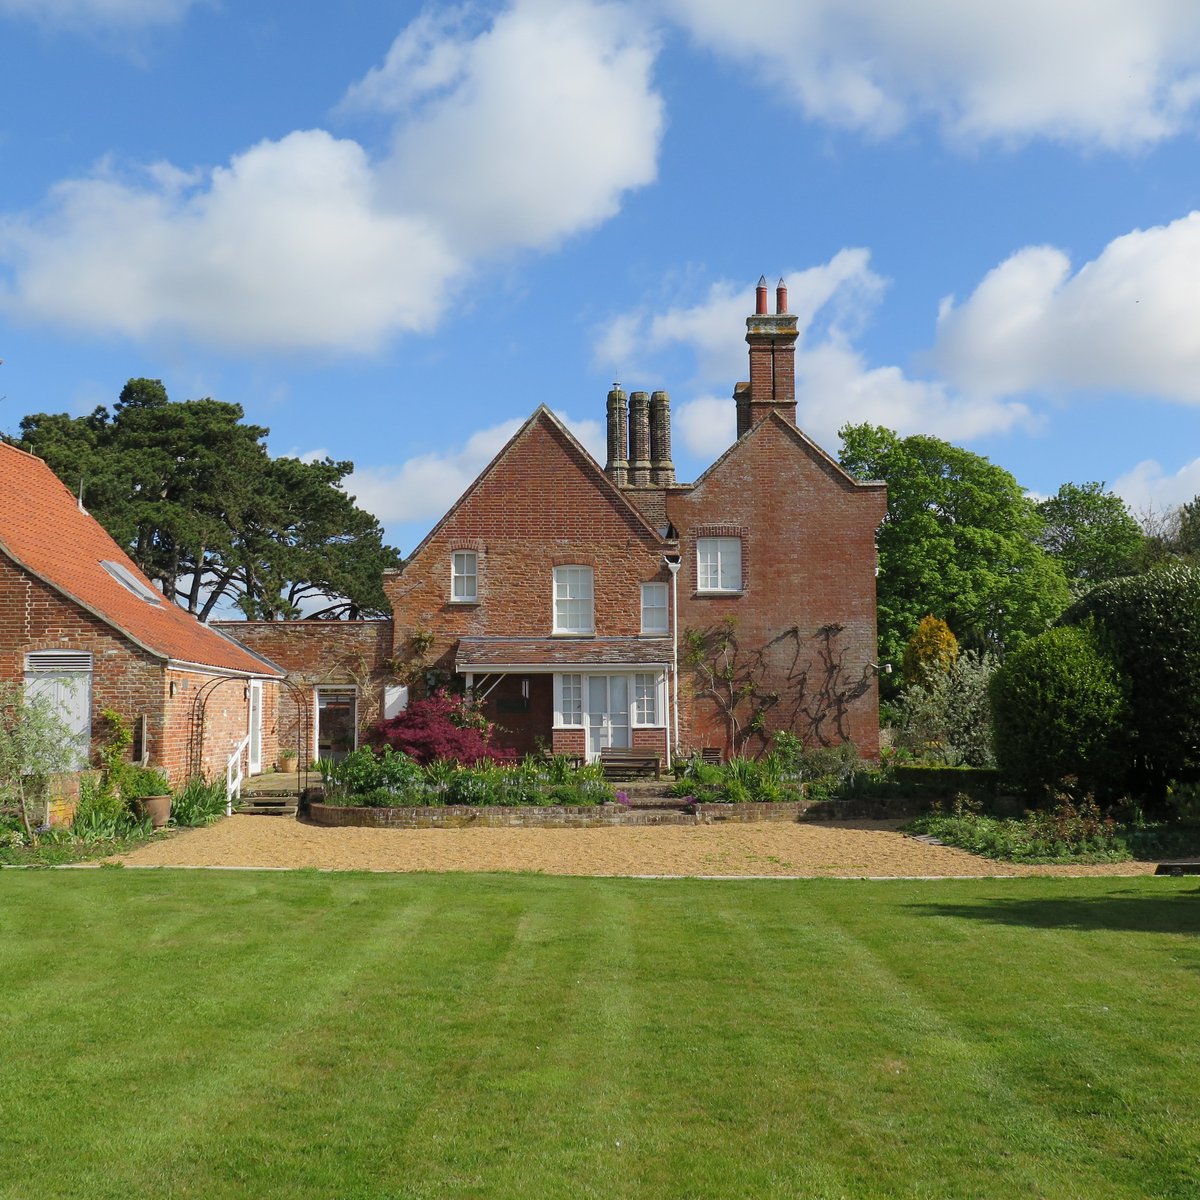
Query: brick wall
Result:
<box><xmin>667</xmin><ymin>415</ymin><xmax>887</xmax><ymax>759</ymax></box>
<box><xmin>1</xmin><ymin>553</ymin><xmax>263</xmax><ymax>781</ymax></box>
<box><xmin>217</xmin><ymin>620</ymin><xmax>392</xmax><ymax>762</ymax></box>
<box><xmin>386</xmin><ymin>414</ymin><xmax>669</xmax><ymax>660</ymax></box>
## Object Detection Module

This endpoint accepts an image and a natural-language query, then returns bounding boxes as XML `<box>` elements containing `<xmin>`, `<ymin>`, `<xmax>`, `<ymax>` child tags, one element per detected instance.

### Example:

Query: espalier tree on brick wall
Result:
<box><xmin>683</xmin><ymin>617</ymin><xmax>873</xmax><ymax>757</ymax></box>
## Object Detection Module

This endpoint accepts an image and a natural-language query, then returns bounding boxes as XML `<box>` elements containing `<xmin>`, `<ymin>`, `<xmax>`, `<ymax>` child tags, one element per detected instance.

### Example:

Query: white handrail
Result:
<box><xmin>225</xmin><ymin>733</ymin><xmax>251</xmax><ymax>816</ymax></box>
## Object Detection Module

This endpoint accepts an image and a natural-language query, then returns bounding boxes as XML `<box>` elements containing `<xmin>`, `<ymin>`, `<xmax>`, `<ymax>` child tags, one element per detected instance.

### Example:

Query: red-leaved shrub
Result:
<box><xmin>369</xmin><ymin>689</ymin><xmax>499</xmax><ymax>765</ymax></box>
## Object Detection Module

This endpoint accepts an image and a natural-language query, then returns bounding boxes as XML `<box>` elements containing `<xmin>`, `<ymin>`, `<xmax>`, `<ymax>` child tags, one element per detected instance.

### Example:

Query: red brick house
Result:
<box><xmin>226</xmin><ymin>279</ymin><xmax>886</xmax><ymax>766</ymax></box>
<box><xmin>0</xmin><ymin>441</ymin><xmax>283</xmax><ymax>788</ymax></box>
<box><xmin>376</xmin><ymin>277</ymin><xmax>887</xmax><ymax>762</ymax></box>
<box><xmin>238</xmin><ymin>277</ymin><xmax>883</xmax><ymax>763</ymax></box>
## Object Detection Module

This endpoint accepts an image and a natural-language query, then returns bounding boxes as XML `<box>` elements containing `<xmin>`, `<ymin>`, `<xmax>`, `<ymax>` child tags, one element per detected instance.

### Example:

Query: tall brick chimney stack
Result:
<box><xmin>649</xmin><ymin>390</ymin><xmax>675</xmax><ymax>486</ymax></box>
<box><xmin>736</xmin><ymin>274</ymin><xmax>799</xmax><ymax>437</ymax></box>
<box><xmin>628</xmin><ymin>391</ymin><xmax>652</xmax><ymax>486</ymax></box>
<box><xmin>605</xmin><ymin>383</ymin><xmax>629</xmax><ymax>486</ymax></box>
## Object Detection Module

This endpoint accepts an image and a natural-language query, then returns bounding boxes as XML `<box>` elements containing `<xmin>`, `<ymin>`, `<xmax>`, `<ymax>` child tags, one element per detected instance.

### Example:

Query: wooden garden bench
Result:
<box><xmin>599</xmin><ymin>747</ymin><xmax>662</xmax><ymax>780</ymax></box>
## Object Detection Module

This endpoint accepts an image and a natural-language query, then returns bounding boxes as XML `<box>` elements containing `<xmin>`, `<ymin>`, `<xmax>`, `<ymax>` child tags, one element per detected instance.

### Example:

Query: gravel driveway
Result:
<box><xmin>117</xmin><ymin>815</ymin><xmax>1160</xmax><ymax>878</ymax></box>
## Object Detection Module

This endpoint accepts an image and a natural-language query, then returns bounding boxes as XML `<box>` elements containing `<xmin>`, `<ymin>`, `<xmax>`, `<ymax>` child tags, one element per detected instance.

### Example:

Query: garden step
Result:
<box><xmin>236</xmin><ymin>797</ymin><xmax>298</xmax><ymax>817</ymax></box>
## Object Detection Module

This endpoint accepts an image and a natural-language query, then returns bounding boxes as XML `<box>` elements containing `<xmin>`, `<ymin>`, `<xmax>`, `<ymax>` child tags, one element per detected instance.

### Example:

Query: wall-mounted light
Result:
<box><xmin>868</xmin><ymin>662</ymin><xmax>893</xmax><ymax>675</ymax></box>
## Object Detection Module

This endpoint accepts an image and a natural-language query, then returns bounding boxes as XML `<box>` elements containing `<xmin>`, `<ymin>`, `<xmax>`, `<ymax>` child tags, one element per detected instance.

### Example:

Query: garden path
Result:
<box><xmin>117</xmin><ymin>816</ymin><xmax>1163</xmax><ymax>878</ymax></box>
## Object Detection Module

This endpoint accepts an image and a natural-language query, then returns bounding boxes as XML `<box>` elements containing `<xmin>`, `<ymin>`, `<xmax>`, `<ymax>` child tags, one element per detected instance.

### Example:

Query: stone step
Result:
<box><xmin>237</xmin><ymin>797</ymin><xmax>298</xmax><ymax>817</ymax></box>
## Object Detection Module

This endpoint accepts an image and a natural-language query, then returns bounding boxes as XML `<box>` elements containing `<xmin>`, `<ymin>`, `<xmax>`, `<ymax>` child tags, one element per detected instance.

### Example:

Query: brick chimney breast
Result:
<box><xmin>628</xmin><ymin>391</ymin><xmax>652</xmax><ymax>486</ymax></box>
<box><xmin>649</xmin><ymin>390</ymin><xmax>675</xmax><ymax>486</ymax></box>
<box><xmin>738</xmin><ymin>277</ymin><xmax>798</xmax><ymax>437</ymax></box>
<box><xmin>605</xmin><ymin>384</ymin><xmax>629</xmax><ymax>487</ymax></box>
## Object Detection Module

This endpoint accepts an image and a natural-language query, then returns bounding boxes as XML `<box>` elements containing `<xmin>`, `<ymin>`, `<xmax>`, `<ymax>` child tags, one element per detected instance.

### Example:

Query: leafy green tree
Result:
<box><xmin>839</xmin><ymin>424</ymin><xmax>1070</xmax><ymax>666</ymax></box>
<box><xmin>15</xmin><ymin>379</ymin><xmax>399</xmax><ymax>619</ymax></box>
<box><xmin>1036</xmin><ymin>482</ymin><xmax>1144</xmax><ymax>592</ymax></box>
<box><xmin>0</xmin><ymin>684</ymin><xmax>82</xmax><ymax>841</ymax></box>
<box><xmin>988</xmin><ymin>625</ymin><xmax>1124</xmax><ymax>799</ymax></box>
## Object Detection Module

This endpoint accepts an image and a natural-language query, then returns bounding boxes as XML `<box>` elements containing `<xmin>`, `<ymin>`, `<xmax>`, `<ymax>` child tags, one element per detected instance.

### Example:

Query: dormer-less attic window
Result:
<box><xmin>100</xmin><ymin>560</ymin><xmax>163</xmax><ymax>606</ymax></box>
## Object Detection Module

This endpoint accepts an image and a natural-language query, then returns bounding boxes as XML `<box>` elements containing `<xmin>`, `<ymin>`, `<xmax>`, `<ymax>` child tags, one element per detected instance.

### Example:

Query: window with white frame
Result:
<box><xmin>553</xmin><ymin>566</ymin><xmax>594</xmax><ymax>634</ymax></box>
<box><xmin>555</xmin><ymin>672</ymin><xmax>662</xmax><ymax>729</ymax></box>
<box><xmin>632</xmin><ymin>673</ymin><xmax>659</xmax><ymax>725</ymax></box>
<box><xmin>640</xmin><ymin>582</ymin><xmax>668</xmax><ymax>634</ymax></box>
<box><xmin>696</xmin><ymin>537</ymin><xmax>742</xmax><ymax>592</ymax></box>
<box><xmin>558</xmin><ymin>674</ymin><xmax>583</xmax><ymax>725</ymax></box>
<box><xmin>451</xmin><ymin>551</ymin><xmax>478</xmax><ymax>602</ymax></box>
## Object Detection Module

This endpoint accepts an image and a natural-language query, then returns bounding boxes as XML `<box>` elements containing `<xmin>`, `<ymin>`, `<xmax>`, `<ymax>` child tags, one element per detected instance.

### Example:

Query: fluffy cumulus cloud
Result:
<box><xmin>1113</xmin><ymin>455</ymin><xmax>1200</xmax><ymax>515</ymax></box>
<box><xmin>933</xmin><ymin>212</ymin><xmax>1200</xmax><ymax>403</ymax></box>
<box><xmin>0</xmin><ymin>0</ymin><xmax>195</xmax><ymax>26</ymax></box>
<box><xmin>0</xmin><ymin>0</ymin><xmax>663</xmax><ymax>352</ymax></box>
<box><xmin>661</xmin><ymin>0</ymin><xmax>1200</xmax><ymax>147</ymax></box>
<box><xmin>346</xmin><ymin>411</ymin><xmax>605</xmax><ymax>529</ymax></box>
<box><xmin>594</xmin><ymin>252</ymin><xmax>1032</xmax><ymax>459</ymax></box>
<box><xmin>0</xmin><ymin>133</ymin><xmax>459</xmax><ymax>352</ymax></box>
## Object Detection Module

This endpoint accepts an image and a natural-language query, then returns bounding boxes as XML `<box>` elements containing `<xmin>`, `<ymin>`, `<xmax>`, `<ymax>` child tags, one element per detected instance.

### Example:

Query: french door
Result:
<box><xmin>587</xmin><ymin>675</ymin><xmax>630</xmax><ymax>759</ymax></box>
<box><xmin>247</xmin><ymin>681</ymin><xmax>263</xmax><ymax>774</ymax></box>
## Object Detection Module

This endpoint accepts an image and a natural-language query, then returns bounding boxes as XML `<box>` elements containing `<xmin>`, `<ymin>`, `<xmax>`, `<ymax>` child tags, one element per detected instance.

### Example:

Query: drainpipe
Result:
<box><xmin>663</xmin><ymin>555</ymin><xmax>682</xmax><ymax>767</ymax></box>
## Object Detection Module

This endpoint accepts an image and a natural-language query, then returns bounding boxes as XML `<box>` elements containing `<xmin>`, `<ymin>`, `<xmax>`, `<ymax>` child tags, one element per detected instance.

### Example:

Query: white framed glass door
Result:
<box><xmin>247</xmin><ymin>680</ymin><xmax>263</xmax><ymax>774</ymax></box>
<box><xmin>587</xmin><ymin>675</ymin><xmax>630</xmax><ymax>759</ymax></box>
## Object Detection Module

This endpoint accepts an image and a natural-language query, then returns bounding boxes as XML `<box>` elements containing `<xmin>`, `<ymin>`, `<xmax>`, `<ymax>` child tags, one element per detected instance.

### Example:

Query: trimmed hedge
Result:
<box><xmin>1063</xmin><ymin>564</ymin><xmax>1200</xmax><ymax>800</ymax></box>
<box><xmin>988</xmin><ymin>624</ymin><xmax>1124</xmax><ymax>798</ymax></box>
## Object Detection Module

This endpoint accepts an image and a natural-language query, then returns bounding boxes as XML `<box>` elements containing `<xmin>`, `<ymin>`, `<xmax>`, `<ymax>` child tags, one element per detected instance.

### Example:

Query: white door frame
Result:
<box><xmin>247</xmin><ymin>679</ymin><xmax>263</xmax><ymax>775</ymax></box>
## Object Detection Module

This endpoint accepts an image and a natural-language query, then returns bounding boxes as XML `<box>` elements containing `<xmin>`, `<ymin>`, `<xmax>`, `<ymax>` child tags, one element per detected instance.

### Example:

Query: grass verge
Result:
<box><xmin>0</xmin><ymin>872</ymin><xmax>1196</xmax><ymax>1199</ymax></box>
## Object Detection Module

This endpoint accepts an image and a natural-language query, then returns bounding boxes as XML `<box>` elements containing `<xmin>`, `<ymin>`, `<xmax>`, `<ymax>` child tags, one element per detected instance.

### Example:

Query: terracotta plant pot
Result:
<box><xmin>138</xmin><ymin>794</ymin><xmax>172</xmax><ymax>829</ymax></box>
<box><xmin>278</xmin><ymin>753</ymin><xmax>298</xmax><ymax>772</ymax></box>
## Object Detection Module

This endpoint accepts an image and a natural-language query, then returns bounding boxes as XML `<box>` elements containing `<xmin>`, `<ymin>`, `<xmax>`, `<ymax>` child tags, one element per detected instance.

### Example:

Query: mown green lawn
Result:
<box><xmin>0</xmin><ymin>870</ymin><xmax>1196</xmax><ymax>1199</ymax></box>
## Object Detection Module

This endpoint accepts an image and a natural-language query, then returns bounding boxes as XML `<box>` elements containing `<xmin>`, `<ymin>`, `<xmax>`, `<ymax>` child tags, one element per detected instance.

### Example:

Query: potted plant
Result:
<box><xmin>278</xmin><ymin>748</ymin><xmax>298</xmax><ymax>773</ymax></box>
<box><xmin>118</xmin><ymin>764</ymin><xmax>173</xmax><ymax>828</ymax></box>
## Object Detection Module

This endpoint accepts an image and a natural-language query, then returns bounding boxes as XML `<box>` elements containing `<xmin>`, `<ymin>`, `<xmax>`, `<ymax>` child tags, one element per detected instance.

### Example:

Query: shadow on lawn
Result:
<box><xmin>909</xmin><ymin>888</ymin><xmax>1200</xmax><ymax>936</ymax></box>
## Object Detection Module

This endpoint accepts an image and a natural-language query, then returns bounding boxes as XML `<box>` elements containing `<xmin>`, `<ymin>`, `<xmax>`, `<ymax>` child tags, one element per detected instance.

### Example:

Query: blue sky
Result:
<box><xmin>3</xmin><ymin>0</ymin><xmax>1200</xmax><ymax>557</ymax></box>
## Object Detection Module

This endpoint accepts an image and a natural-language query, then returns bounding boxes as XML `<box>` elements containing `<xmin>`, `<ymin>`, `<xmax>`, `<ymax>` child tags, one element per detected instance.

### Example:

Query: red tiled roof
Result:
<box><xmin>0</xmin><ymin>441</ymin><xmax>280</xmax><ymax>676</ymax></box>
<box><xmin>456</xmin><ymin>637</ymin><xmax>672</xmax><ymax>671</ymax></box>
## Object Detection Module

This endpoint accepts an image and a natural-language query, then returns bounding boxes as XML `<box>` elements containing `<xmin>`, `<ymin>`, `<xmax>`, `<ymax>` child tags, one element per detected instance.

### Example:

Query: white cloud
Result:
<box><xmin>1113</xmin><ymin>456</ymin><xmax>1200</xmax><ymax>513</ymax></box>
<box><xmin>934</xmin><ymin>212</ymin><xmax>1200</xmax><ymax>403</ymax></box>
<box><xmin>373</xmin><ymin>0</ymin><xmax>662</xmax><ymax>256</ymax></box>
<box><xmin>0</xmin><ymin>0</ymin><xmax>663</xmax><ymax>352</ymax></box>
<box><xmin>673</xmin><ymin>395</ymin><xmax>735</xmax><ymax>458</ymax></box>
<box><xmin>0</xmin><ymin>0</ymin><xmax>195</xmax><ymax>26</ymax></box>
<box><xmin>597</xmin><ymin>254</ymin><xmax>1032</xmax><ymax>458</ymax></box>
<box><xmin>661</xmin><ymin>0</ymin><xmax>1200</xmax><ymax>147</ymax></box>
<box><xmin>0</xmin><ymin>132</ymin><xmax>459</xmax><ymax>353</ymax></box>
<box><xmin>346</xmin><ymin>410</ymin><xmax>605</xmax><ymax>528</ymax></box>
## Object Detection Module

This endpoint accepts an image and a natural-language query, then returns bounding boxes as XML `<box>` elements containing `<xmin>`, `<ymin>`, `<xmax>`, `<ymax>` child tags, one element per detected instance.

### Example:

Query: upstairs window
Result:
<box><xmin>554</xmin><ymin>566</ymin><xmax>594</xmax><ymax>634</ymax></box>
<box><xmin>640</xmin><ymin>582</ymin><xmax>668</xmax><ymax>634</ymax></box>
<box><xmin>451</xmin><ymin>551</ymin><xmax>478</xmax><ymax>602</ymax></box>
<box><xmin>697</xmin><ymin>537</ymin><xmax>742</xmax><ymax>593</ymax></box>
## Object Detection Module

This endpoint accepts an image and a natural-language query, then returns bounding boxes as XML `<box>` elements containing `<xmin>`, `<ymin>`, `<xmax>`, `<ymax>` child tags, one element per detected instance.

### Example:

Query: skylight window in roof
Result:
<box><xmin>100</xmin><ymin>560</ymin><xmax>163</xmax><ymax>606</ymax></box>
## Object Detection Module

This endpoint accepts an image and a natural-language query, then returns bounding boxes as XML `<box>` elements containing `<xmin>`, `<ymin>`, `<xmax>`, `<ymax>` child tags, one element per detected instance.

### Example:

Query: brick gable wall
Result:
<box><xmin>386</xmin><ymin>415</ymin><xmax>670</xmax><ymax>667</ymax></box>
<box><xmin>667</xmin><ymin>417</ymin><xmax>886</xmax><ymax>758</ymax></box>
<box><xmin>1</xmin><ymin>552</ymin><xmax>259</xmax><ymax>781</ymax></box>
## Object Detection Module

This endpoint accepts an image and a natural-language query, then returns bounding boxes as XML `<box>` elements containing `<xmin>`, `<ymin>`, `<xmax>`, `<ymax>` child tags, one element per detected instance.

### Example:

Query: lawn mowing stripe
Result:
<box><xmin>0</xmin><ymin>873</ymin><xmax>444</xmax><ymax>1199</ymax></box>
<box><xmin>801</xmin><ymin>878</ymin><xmax>1200</xmax><ymax>1199</ymax></box>
<box><xmin>370</xmin><ymin>878</ymin><xmax>637</xmax><ymax>1199</ymax></box>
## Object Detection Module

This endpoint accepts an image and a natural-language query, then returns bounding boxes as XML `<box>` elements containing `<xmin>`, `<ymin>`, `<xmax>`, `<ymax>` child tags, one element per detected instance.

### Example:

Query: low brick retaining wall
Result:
<box><xmin>309</xmin><ymin>802</ymin><xmax>692</xmax><ymax>828</ymax></box>
<box><xmin>308</xmin><ymin>794</ymin><xmax>931</xmax><ymax>829</ymax></box>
